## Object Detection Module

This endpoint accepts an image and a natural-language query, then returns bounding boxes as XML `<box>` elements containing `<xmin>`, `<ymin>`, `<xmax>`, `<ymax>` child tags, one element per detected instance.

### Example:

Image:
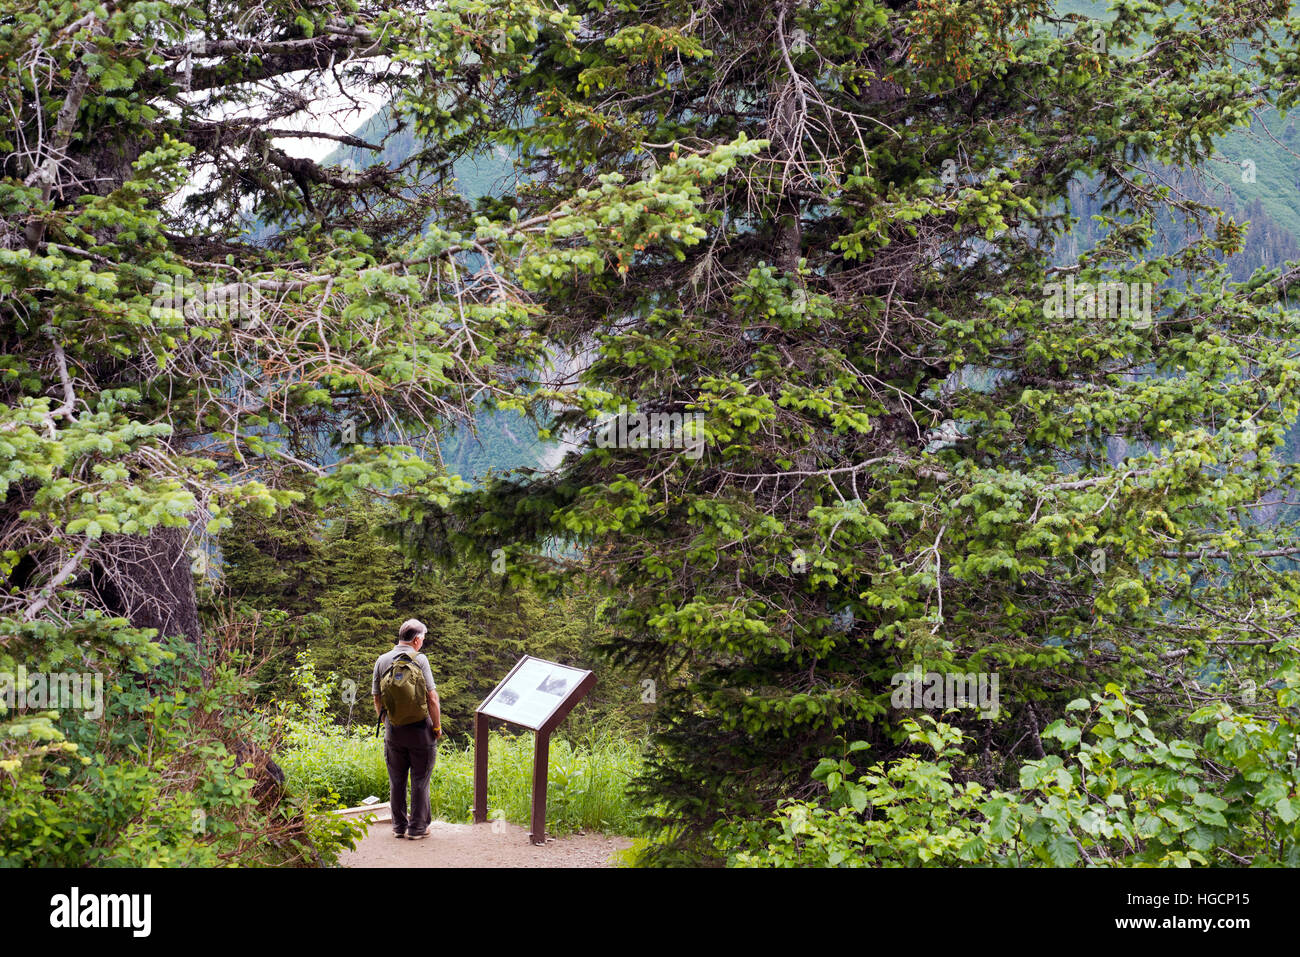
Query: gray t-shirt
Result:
<box><xmin>373</xmin><ymin>643</ymin><xmax>436</xmax><ymax>719</ymax></box>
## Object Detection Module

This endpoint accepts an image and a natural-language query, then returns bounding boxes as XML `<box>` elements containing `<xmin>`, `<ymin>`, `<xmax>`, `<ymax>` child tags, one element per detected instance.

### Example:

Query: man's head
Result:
<box><xmin>397</xmin><ymin>618</ymin><xmax>427</xmax><ymax>649</ymax></box>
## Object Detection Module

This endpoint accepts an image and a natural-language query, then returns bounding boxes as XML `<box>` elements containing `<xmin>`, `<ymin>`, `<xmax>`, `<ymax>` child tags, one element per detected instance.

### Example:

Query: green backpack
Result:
<box><xmin>379</xmin><ymin>653</ymin><xmax>429</xmax><ymax>727</ymax></box>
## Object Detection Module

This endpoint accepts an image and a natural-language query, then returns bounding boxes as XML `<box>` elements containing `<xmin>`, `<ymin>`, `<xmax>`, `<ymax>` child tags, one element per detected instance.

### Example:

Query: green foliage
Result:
<box><xmin>10</xmin><ymin>0</ymin><xmax>1300</xmax><ymax>871</ymax></box>
<box><xmin>400</xmin><ymin>0</ymin><xmax>1300</xmax><ymax>867</ymax></box>
<box><xmin>730</xmin><ymin>675</ymin><xmax>1300</xmax><ymax>867</ymax></box>
<box><xmin>1</xmin><ymin>0</ymin><xmax>601</xmax><ymax>868</ymax></box>
<box><xmin>726</xmin><ymin>717</ymin><xmax>1011</xmax><ymax>867</ymax></box>
<box><xmin>0</xmin><ymin>634</ymin><xmax>363</xmax><ymax>867</ymax></box>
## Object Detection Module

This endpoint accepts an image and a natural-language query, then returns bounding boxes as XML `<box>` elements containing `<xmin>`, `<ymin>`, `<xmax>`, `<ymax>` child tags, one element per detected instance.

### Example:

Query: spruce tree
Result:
<box><xmin>412</xmin><ymin>0</ymin><xmax>1300</xmax><ymax>861</ymax></box>
<box><xmin>0</xmin><ymin>0</ymin><xmax>635</xmax><ymax>859</ymax></box>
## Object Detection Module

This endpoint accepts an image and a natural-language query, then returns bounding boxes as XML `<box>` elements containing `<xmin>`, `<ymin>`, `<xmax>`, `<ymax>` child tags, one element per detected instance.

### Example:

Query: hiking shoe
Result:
<box><xmin>393</xmin><ymin>831</ymin><xmax>406</xmax><ymax>839</ymax></box>
<box><xmin>407</xmin><ymin>831</ymin><xmax>429</xmax><ymax>840</ymax></box>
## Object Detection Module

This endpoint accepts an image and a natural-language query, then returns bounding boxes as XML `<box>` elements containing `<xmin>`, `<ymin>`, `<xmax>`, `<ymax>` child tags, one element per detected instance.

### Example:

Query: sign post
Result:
<box><xmin>473</xmin><ymin>656</ymin><xmax>595</xmax><ymax>845</ymax></box>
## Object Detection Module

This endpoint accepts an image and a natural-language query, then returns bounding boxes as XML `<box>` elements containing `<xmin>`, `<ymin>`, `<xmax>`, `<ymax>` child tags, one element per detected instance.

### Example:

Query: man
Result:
<box><xmin>373</xmin><ymin>618</ymin><xmax>443</xmax><ymax>839</ymax></box>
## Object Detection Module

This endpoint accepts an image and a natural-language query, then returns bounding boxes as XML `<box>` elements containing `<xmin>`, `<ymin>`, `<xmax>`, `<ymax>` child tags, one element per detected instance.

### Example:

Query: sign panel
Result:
<box><xmin>477</xmin><ymin>656</ymin><xmax>592</xmax><ymax>731</ymax></box>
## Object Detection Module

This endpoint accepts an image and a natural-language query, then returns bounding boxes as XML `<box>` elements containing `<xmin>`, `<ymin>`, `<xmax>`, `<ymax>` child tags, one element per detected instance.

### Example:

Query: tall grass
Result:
<box><xmin>278</xmin><ymin>728</ymin><xmax>645</xmax><ymax>836</ymax></box>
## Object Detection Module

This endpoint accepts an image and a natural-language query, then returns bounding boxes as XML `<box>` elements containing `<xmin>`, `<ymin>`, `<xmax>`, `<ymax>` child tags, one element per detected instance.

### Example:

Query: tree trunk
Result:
<box><xmin>93</xmin><ymin>526</ymin><xmax>202</xmax><ymax>642</ymax></box>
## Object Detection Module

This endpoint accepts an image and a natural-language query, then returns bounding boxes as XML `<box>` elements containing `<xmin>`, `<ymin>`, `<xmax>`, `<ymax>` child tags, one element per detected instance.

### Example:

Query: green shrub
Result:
<box><xmin>0</xmin><ymin>631</ymin><xmax>365</xmax><ymax>867</ymax></box>
<box><xmin>725</xmin><ymin>683</ymin><xmax>1300</xmax><ymax>868</ymax></box>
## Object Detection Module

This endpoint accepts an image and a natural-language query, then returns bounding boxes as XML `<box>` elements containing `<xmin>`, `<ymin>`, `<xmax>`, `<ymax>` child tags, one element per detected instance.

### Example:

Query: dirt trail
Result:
<box><xmin>338</xmin><ymin>815</ymin><xmax>633</xmax><ymax>868</ymax></box>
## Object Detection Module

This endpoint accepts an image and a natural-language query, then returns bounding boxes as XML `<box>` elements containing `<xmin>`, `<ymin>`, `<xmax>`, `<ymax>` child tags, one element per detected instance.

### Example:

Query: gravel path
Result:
<box><xmin>338</xmin><ymin>814</ymin><xmax>633</xmax><ymax>868</ymax></box>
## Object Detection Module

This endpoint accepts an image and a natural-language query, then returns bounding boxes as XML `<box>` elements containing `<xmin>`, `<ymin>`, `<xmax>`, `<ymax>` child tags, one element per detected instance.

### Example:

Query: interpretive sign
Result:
<box><xmin>477</xmin><ymin>657</ymin><xmax>590</xmax><ymax>730</ymax></box>
<box><xmin>473</xmin><ymin>656</ymin><xmax>595</xmax><ymax>845</ymax></box>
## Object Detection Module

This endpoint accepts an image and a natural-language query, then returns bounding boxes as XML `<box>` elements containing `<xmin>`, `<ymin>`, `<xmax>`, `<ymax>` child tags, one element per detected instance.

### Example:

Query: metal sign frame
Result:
<box><xmin>473</xmin><ymin>655</ymin><xmax>596</xmax><ymax>845</ymax></box>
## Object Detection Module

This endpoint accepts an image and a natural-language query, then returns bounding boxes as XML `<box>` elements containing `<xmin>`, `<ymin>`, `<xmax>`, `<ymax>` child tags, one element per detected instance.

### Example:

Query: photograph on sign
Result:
<box><xmin>478</xmin><ymin>657</ymin><xmax>589</xmax><ymax>729</ymax></box>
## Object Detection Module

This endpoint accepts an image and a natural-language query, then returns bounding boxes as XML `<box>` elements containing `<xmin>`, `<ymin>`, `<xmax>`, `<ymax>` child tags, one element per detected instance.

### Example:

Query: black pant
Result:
<box><xmin>385</xmin><ymin>719</ymin><xmax>437</xmax><ymax>835</ymax></box>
